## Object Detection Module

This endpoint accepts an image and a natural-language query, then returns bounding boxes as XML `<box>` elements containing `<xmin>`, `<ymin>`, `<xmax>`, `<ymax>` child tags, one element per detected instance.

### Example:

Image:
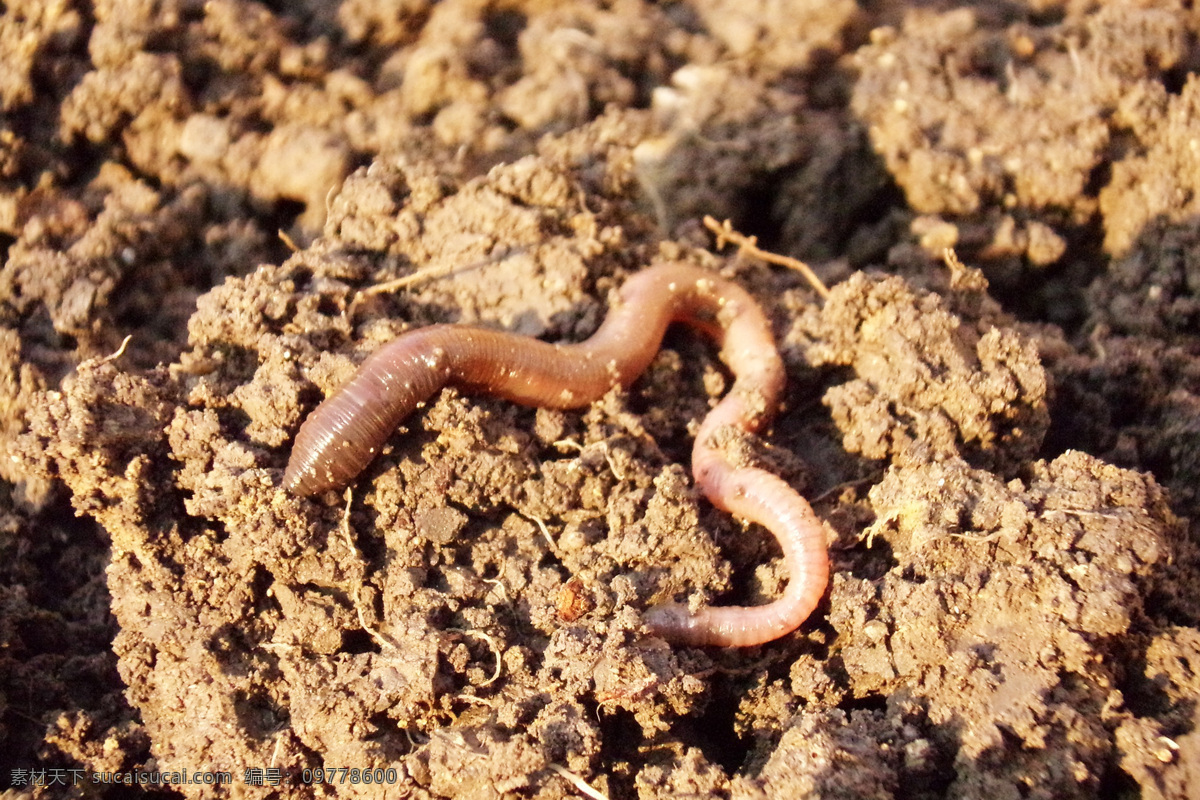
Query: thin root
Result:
<box><xmin>548</xmin><ymin>764</ymin><xmax>610</xmax><ymax>800</ymax></box>
<box><xmin>278</xmin><ymin>229</ymin><xmax>300</xmax><ymax>252</ymax></box>
<box><xmin>340</xmin><ymin>489</ymin><xmax>398</xmax><ymax>651</ymax></box>
<box><xmin>520</xmin><ymin>511</ymin><xmax>559</xmax><ymax>556</ymax></box>
<box><xmin>361</xmin><ymin>246</ymin><xmax>526</xmax><ymax>296</ymax></box>
<box><xmin>79</xmin><ymin>334</ymin><xmax>133</xmax><ymax>369</ymax></box>
<box><xmin>703</xmin><ymin>215</ymin><xmax>829</xmax><ymax>300</ymax></box>
<box><xmin>447</xmin><ymin>627</ymin><xmax>503</xmax><ymax>687</ymax></box>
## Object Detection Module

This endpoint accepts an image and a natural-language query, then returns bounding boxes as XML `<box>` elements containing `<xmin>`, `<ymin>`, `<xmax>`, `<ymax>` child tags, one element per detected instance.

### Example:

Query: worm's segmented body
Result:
<box><xmin>284</xmin><ymin>262</ymin><xmax>828</xmax><ymax>646</ymax></box>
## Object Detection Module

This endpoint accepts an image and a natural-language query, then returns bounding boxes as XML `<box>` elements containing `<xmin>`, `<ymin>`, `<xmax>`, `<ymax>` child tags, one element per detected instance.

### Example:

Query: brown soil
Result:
<box><xmin>3</xmin><ymin>1</ymin><xmax>1200</xmax><ymax>798</ymax></box>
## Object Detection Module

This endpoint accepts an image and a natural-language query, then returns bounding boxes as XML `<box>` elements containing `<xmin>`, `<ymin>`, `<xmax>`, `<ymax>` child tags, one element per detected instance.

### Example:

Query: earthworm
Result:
<box><xmin>283</xmin><ymin>262</ymin><xmax>829</xmax><ymax>647</ymax></box>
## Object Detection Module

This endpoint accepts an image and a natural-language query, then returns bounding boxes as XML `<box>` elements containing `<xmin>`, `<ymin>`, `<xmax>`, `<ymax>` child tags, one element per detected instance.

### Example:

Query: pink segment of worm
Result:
<box><xmin>283</xmin><ymin>262</ymin><xmax>829</xmax><ymax>647</ymax></box>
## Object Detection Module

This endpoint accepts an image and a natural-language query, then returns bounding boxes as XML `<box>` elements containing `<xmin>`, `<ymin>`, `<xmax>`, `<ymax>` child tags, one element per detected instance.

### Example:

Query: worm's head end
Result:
<box><xmin>281</xmin><ymin>456</ymin><xmax>322</xmax><ymax>497</ymax></box>
<box><xmin>281</xmin><ymin>461</ymin><xmax>303</xmax><ymax>496</ymax></box>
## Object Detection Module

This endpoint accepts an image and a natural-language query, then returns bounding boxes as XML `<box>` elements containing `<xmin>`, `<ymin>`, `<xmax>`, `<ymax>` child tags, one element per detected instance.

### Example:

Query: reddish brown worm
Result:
<box><xmin>283</xmin><ymin>262</ymin><xmax>829</xmax><ymax>647</ymax></box>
